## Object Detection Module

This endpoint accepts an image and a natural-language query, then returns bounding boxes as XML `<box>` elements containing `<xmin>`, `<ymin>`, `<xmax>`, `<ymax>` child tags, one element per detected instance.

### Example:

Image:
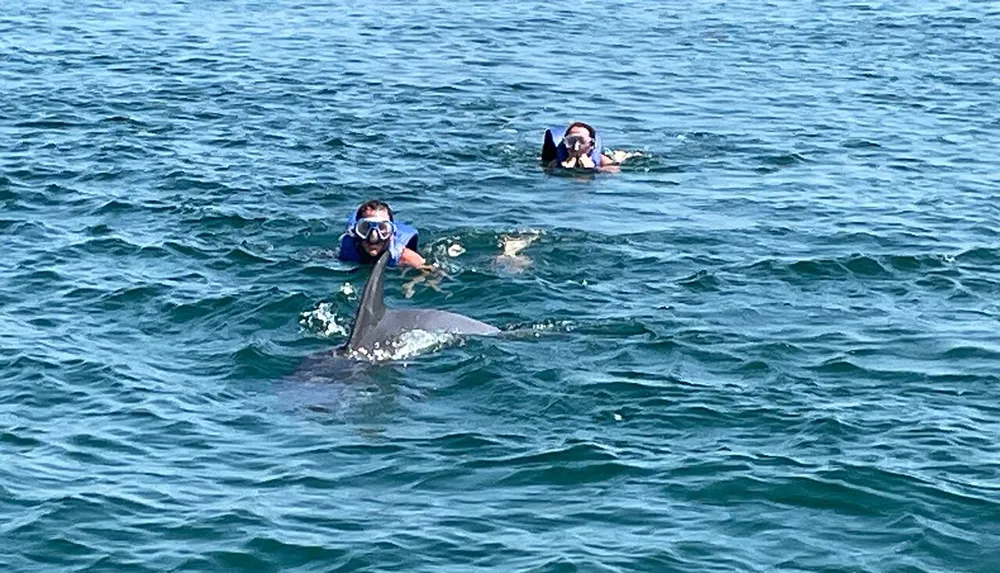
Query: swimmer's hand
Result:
<box><xmin>577</xmin><ymin>154</ymin><xmax>596</xmax><ymax>169</ymax></box>
<box><xmin>401</xmin><ymin>262</ymin><xmax>451</xmax><ymax>299</ymax></box>
<box><xmin>608</xmin><ymin>150</ymin><xmax>641</xmax><ymax>164</ymax></box>
<box><xmin>559</xmin><ymin>154</ymin><xmax>596</xmax><ymax>169</ymax></box>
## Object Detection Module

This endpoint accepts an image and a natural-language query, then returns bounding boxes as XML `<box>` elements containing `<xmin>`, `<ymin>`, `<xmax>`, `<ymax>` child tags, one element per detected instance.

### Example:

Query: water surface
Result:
<box><xmin>2</xmin><ymin>1</ymin><xmax>1000</xmax><ymax>571</ymax></box>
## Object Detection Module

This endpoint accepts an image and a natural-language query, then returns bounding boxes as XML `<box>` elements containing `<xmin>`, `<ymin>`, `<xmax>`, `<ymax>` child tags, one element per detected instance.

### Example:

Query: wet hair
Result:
<box><xmin>564</xmin><ymin>122</ymin><xmax>597</xmax><ymax>139</ymax></box>
<box><xmin>355</xmin><ymin>199</ymin><xmax>394</xmax><ymax>221</ymax></box>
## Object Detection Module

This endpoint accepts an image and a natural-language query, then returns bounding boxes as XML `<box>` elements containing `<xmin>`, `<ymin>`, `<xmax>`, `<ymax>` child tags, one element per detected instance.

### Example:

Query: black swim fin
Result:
<box><xmin>541</xmin><ymin>128</ymin><xmax>558</xmax><ymax>164</ymax></box>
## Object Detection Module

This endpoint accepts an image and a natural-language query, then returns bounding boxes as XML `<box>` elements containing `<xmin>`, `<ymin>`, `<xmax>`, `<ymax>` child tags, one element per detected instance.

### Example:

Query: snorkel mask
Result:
<box><xmin>352</xmin><ymin>218</ymin><xmax>395</xmax><ymax>243</ymax></box>
<box><xmin>563</xmin><ymin>134</ymin><xmax>594</xmax><ymax>155</ymax></box>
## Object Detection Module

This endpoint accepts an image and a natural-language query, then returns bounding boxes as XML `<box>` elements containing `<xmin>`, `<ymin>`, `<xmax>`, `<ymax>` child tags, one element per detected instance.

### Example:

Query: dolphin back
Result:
<box><xmin>343</xmin><ymin>250</ymin><xmax>499</xmax><ymax>353</ymax></box>
<box><xmin>380</xmin><ymin>309</ymin><xmax>500</xmax><ymax>337</ymax></box>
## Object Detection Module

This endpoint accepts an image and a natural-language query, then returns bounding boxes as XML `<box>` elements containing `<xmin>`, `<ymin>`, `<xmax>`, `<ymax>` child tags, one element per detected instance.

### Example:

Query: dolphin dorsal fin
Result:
<box><xmin>346</xmin><ymin>251</ymin><xmax>389</xmax><ymax>352</ymax></box>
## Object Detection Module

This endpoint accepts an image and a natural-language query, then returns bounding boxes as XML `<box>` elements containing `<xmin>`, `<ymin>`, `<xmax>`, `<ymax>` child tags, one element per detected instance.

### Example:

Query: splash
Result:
<box><xmin>347</xmin><ymin>329</ymin><xmax>459</xmax><ymax>362</ymax></box>
<box><xmin>502</xmin><ymin>319</ymin><xmax>575</xmax><ymax>338</ymax></box>
<box><xmin>423</xmin><ymin>235</ymin><xmax>468</xmax><ymax>265</ymax></box>
<box><xmin>339</xmin><ymin>282</ymin><xmax>357</xmax><ymax>298</ymax></box>
<box><xmin>299</xmin><ymin>301</ymin><xmax>349</xmax><ymax>338</ymax></box>
<box><xmin>494</xmin><ymin>229</ymin><xmax>543</xmax><ymax>273</ymax></box>
<box><xmin>499</xmin><ymin>231</ymin><xmax>540</xmax><ymax>257</ymax></box>
<box><xmin>299</xmin><ymin>281</ymin><xmax>359</xmax><ymax>337</ymax></box>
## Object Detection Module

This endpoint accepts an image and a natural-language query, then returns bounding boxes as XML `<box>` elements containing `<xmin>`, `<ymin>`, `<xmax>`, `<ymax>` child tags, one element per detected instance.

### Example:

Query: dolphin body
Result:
<box><xmin>344</xmin><ymin>251</ymin><xmax>500</xmax><ymax>354</ymax></box>
<box><xmin>281</xmin><ymin>254</ymin><xmax>500</xmax><ymax>404</ymax></box>
<box><xmin>294</xmin><ymin>251</ymin><xmax>498</xmax><ymax>386</ymax></box>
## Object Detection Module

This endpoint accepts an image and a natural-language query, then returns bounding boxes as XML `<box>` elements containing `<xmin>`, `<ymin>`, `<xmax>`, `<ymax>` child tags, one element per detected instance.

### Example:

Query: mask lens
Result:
<box><xmin>355</xmin><ymin>219</ymin><xmax>393</xmax><ymax>241</ymax></box>
<box><xmin>565</xmin><ymin>135</ymin><xmax>592</xmax><ymax>149</ymax></box>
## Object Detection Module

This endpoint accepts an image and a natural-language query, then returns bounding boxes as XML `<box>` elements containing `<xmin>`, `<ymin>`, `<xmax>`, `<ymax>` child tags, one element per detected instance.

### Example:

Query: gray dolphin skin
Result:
<box><xmin>290</xmin><ymin>252</ymin><xmax>498</xmax><ymax>387</ymax></box>
<box><xmin>344</xmin><ymin>251</ymin><xmax>499</xmax><ymax>354</ymax></box>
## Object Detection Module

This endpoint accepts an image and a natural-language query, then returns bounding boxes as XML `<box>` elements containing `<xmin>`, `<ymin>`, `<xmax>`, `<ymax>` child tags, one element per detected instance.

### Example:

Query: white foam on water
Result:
<box><xmin>348</xmin><ymin>329</ymin><xmax>459</xmax><ymax>362</ymax></box>
<box><xmin>339</xmin><ymin>282</ymin><xmax>357</xmax><ymax>298</ymax></box>
<box><xmin>299</xmin><ymin>301</ymin><xmax>349</xmax><ymax>338</ymax></box>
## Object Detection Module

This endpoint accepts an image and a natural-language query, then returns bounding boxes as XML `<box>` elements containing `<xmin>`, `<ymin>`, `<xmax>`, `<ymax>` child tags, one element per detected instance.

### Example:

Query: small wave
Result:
<box><xmin>10</xmin><ymin>268</ymin><xmax>65</xmax><ymax>287</ymax></box>
<box><xmin>464</xmin><ymin>441</ymin><xmax>620</xmax><ymax>469</ymax></box>
<box><xmin>224</xmin><ymin>246</ymin><xmax>274</xmax><ymax>264</ymax></box>
<box><xmin>238</xmin><ymin>292</ymin><xmax>313</xmax><ymax>327</ymax></box>
<box><xmin>954</xmin><ymin>246</ymin><xmax>1000</xmax><ymax>265</ymax></box>
<box><xmin>243</xmin><ymin>536</ymin><xmax>351</xmax><ymax>568</ymax></box>
<box><xmin>842</xmin><ymin>254</ymin><xmax>892</xmax><ymax>276</ymax></box>
<box><xmin>884</xmin><ymin>254</ymin><xmax>948</xmax><ymax>272</ymax></box>
<box><xmin>68</xmin><ymin>237</ymin><xmax>142</xmax><ymax>257</ymax></box>
<box><xmin>0</xmin><ymin>429</ymin><xmax>43</xmax><ymax>449</ymax></box>
<box><xmin>747</xmin><ymin>253</ymin><xmax>928</xmax><ymax>281</ymax></box>
<box><xmin>421</xmin><ymin>432</ymin><xmax>507</xmax><ymax>451</ymax></box>
<box><xmin>90</xmin><ymin>199</ymin><xmax>136</xmax><ymax>215</ymax></box>
<box><xmin>300</xmin><ymin>283</ymin><xmax>360</xmax><ymax>339</ymax></box>
<box><xmin>162</xmin><ymin>241</ymin><xmax>213</xmax><ymax>260</ymax></box>
<box><xmin>99</xmin><ymin>284</ymin><xmax>170</xmax><ymax>307</ymax></box>
<box><xmin>98</xmin><ymin>115</ymin><xmax>147</xmax><ymax>128</ymax></box>
<box><xmin>754</xmin><ymin>151</ymin><xmax>808</xmax><ymax>171</ymax></box>
<box><xmin>165</xmin><ymin>294</ymin><xmax>239</xmax><ymax>323</ymax></box>
<box><xmin>941</xmin><ymin>345</ymin><xmax>1000</xmax><ymax>361</ymax></box>
<box><xmin>497</xmin><ymin>460</ymin><xmax>655</xmax><ymax>486</ymax></box>
<box><xmin>67</xmin><ymin>432</ymin><xmax>148</xmax><ymax>459</ymax></box>
<box><xmin>84</xmin><ymin>223</ymin><xmax>113</xmax><ymax>236</ymax></box>
<box><xmin>841</xmin><ymin>139</ymin><xmax>881</xmax><ymax>149</ymax></box>
<box><xmin>14</xmin><ymin>117</ymin><xmax>87</xmax><ymax>129</ymax></box>
<box><xmin>808</xmin><ymin>357</ymin><xmax>870</xmax><ymax>375</ymax></box>
<box><xmin>676</xmin><ymin>269</ymin><xmax>723</xmax><ymax>291</ymax></box>
<box><xmin>158</xmin><ymin>171</ymin><xmax>231</xmax><ymax>193</ymax></box>
<box><xmin>182</xmin><ymin>211</ymin><xmax>267</xmax><ymax>229</ymax></box>
<box><xmin>230</xmin><ymin>342</ymin><xmax>298</xmax><ymax>381</ymax></box>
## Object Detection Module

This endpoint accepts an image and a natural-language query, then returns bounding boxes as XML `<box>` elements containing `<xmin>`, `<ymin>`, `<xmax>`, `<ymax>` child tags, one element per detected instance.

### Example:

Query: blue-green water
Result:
<box><xmin>3</xmin><ymin>1</ymin><xmax>1000</xmax><ymax>571</ymax></box>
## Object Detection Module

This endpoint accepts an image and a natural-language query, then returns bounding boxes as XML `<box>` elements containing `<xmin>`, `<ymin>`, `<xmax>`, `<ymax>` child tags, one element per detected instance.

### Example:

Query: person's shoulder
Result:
<box><xmin>337</xmin><ymin>234</ymin><xmax>359</xmax><ymax>260</ymax></box>
<box><xmin>398</xmin><ymin>247</ymin><xmax>426</xmax><ymax>268</ymax></box>
<box><xmin>396</xmin><ymin>221</ymin><xmax>418</xmax><ymax>233</ymax></box>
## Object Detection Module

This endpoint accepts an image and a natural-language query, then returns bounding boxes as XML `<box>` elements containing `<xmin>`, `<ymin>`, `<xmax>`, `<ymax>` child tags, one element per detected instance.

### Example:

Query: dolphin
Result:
<box><xmin>297</xmin><ymin>250</ymin><xmax>498</xmax><ymax>379</ymax></box>
<box><xmin>344</xmin><ymin>251</ymin><xmax>499</xmax><ymax>354</ymax></box>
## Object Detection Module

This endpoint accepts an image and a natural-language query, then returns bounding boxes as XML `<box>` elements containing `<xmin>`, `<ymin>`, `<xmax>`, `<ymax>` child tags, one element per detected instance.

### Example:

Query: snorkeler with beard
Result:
<box><xmin>337</xmin><ymin>200</ymin><xmax>454</xmax><ymax>298</ymax></box>
<box><xmin>337</xmin><ymin>200</ymin><xmax>425</xmax><ymax>268</ymax></box>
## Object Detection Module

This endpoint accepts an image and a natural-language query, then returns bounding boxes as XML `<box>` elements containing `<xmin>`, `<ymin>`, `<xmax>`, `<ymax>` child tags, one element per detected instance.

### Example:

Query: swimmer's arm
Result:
<box><xmin>399</xmin><ymin>256</ymin><xmax>451</xmax><ymax>298</ymax></box>
<box><xmin>599</xmin><ymin>154</ymin><xmax>621</xmax><ymax>173</ymax></box>
<box><xmin>398</xmin><ymin>247</ymin><xmax>426</xmax><ymax>268</ymax></box>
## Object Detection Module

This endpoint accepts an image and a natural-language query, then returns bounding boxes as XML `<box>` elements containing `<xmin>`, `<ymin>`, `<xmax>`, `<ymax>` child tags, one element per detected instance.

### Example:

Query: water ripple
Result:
<box><xmin>3</xmin><ymin>0</ymin><xmax>1000</xmax><ymax>571</ymax></box>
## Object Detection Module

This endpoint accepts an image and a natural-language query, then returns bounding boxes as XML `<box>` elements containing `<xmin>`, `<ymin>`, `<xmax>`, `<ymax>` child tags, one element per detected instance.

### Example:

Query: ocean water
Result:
<box><xmin>2</xmin><ymin>1</ymin><xmax>1000</xmax><ymax>571</ymax></box>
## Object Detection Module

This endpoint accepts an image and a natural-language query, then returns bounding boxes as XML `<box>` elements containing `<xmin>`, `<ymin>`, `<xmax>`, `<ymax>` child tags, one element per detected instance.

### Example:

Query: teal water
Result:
<box><xmin>3</xmin><ymin>1</ymin><xmax>1000</xmax><ymax>571</ymax></box>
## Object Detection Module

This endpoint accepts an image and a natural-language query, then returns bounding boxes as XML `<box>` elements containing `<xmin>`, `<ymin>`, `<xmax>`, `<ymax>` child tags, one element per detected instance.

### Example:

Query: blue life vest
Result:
<box><xmin>337</xmin><ymin>212</ymin><xmax>419</xmax><ymax>268</ymax></box>
<box><xmin>543</xmin><ymin>124</ymin><xmax>604</xmax><ymax>169</ymax></box>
